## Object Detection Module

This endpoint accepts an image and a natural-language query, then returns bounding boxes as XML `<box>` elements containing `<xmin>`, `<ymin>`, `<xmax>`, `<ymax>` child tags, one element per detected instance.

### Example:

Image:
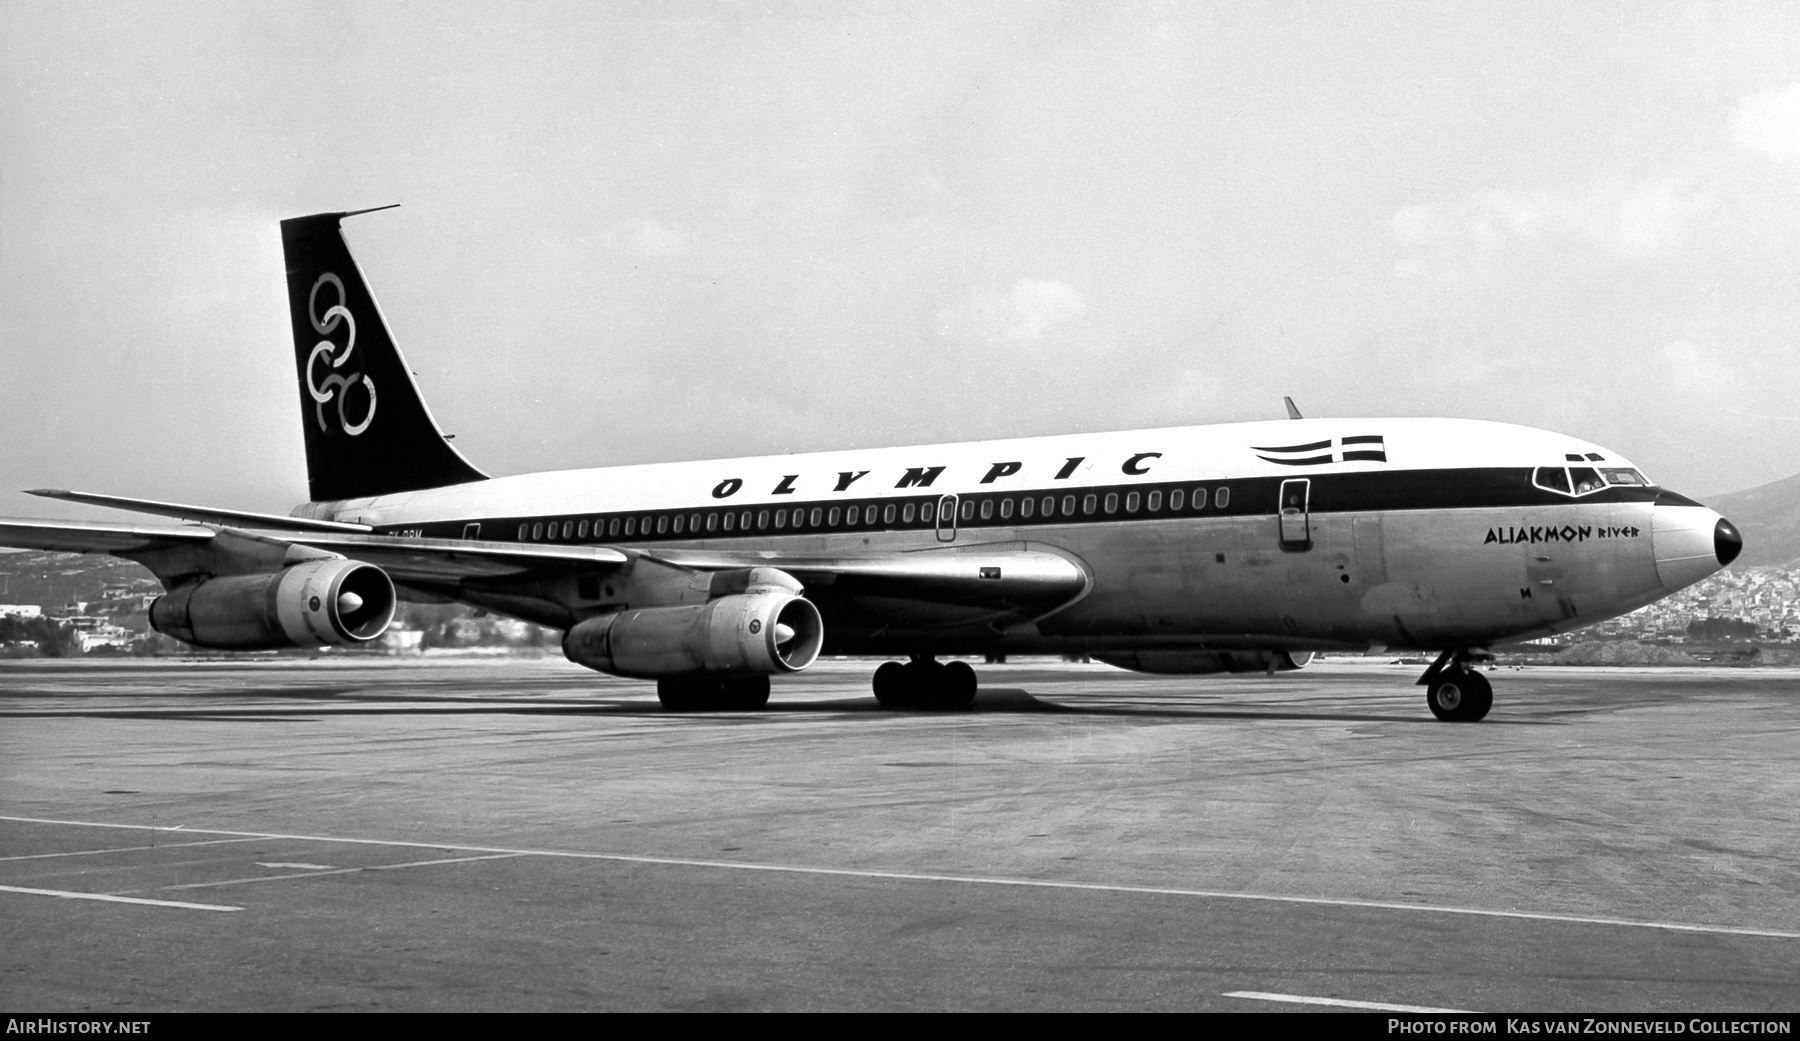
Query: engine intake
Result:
<box><xmin>1095</xmin><ymin>650</ymin><xmax>1314</xmax><ymax>675</ymax></box>
<box><xmin>150</xmin><ymin>559</ymin><xmax>396</xmax><ymax>650</ymax></box>
<box><xmin>563</xmin><ymin>589</ymin><xmax>824</xmax><ymax>678</ymax></box>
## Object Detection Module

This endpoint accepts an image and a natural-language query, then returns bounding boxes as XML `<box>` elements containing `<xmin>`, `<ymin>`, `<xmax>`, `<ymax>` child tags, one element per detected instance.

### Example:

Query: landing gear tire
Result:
<box><xmin>1426</xmin><ymin>670</ymin><xmax>1492</xmax><ymax>722</ymax></box>
<box><xmin>871</xmin><ymin>658</ymin><xmax>978</xmax><ymax>710</ymax></box>
<box><xmin>658</xmin><ymin>674</ymin><xmax>771</xmax><ymax>712</ymax></box>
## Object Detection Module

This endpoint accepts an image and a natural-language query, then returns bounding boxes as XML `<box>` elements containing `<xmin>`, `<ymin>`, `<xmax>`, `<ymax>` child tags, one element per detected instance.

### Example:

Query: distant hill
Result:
<box><xmin>1707</xmin><ymin>471</ymin><xmax>1800</xmax><ymax>569</ymax></box>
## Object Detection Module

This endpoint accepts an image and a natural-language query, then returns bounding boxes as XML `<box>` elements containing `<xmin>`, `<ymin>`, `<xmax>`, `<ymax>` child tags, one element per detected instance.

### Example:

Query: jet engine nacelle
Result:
<box><xmin>150</xmin><ymin>558</ymin><xmax>397</xmax><ymax>650</ymax></box>
<box><xmin>562</xmin><ymin>590</ymin><xmax>824</xmax><ymax>678</ymax></box>
<box><xmin>1095</xmin><ymin>649</ymin><xmax>1314</xmax><ymax>675</ymax></box>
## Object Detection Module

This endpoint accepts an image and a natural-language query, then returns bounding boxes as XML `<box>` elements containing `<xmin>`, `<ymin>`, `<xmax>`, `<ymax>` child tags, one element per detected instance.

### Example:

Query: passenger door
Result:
<box><xmin>1278</xmin><ymin>479</ymin><xmax>1311</xmax><ymax>551</ymax></box>
<box><xmin>936</xmin><ymin>494</ymin><xmax>958</xmax><ymax>543</ymax></box>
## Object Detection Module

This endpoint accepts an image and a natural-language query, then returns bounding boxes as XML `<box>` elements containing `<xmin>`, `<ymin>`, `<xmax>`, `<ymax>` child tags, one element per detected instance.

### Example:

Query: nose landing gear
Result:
<box><xmin>1417</xmin><ymin>649</ymin><xmax>1494</xmax><ymax>722</ymax></box>
<box><xmin>872</xmin><ymin>655</ymin><xmax>978</xmax><ymax>709</ymax></box>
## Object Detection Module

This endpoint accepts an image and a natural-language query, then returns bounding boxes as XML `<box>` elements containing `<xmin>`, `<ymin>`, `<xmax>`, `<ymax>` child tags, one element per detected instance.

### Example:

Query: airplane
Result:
<box><xmin>0</xmin><ymin>207</ymin><xmax>1745</xmax><ymax>721</ymax></box>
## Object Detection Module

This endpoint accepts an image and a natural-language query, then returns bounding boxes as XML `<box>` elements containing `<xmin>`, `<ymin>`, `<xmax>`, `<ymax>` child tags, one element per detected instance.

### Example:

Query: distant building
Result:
<box><xmin>0</xmin><ymin>604</ymin><xmax>43</xmax><ymax>619</ymax></box>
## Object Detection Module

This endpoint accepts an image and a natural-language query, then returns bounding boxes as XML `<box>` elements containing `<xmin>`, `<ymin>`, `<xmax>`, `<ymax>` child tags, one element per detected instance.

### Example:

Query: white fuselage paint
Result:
<box><xmin>296</xmin><ymin>417</ymin><xmax>1726</xmax><ymax>654</ymax></box>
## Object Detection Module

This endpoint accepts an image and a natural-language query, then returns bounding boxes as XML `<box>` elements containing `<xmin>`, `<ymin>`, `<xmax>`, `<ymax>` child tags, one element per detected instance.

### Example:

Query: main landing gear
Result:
<box><xmin>658</xmin><ymin>674</ymin><xmax>770</xmax><ymax>712</ymax></box>
<box><xmin>1417</xmin><ymin>649</ymin><xmax>1494</xmax><ymax>722</ymax></box>
<box><xmin>872</xmin><ymin>656</ymin><xmax>978</xmax><ymax>710</ymax></box>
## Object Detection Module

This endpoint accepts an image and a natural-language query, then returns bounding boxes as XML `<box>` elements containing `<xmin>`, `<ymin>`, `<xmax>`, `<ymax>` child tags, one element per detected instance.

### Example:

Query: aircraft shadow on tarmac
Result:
<box><xmin>0</xmin><ymin>685</ymin><xmax>1551</xmax><ymax>725</ymax></box>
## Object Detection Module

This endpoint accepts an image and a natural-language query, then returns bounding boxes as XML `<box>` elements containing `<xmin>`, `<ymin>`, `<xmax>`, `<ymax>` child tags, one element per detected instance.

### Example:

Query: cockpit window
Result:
<box><xmin>1537</xmin><ymin>464</ymin><xmax>1648</xmax><ymax>497</ymax></box>
<box><xmin>1569</xmin><ymin>467</ymin><xmax>1604</xmax><ymax>494</ymax></box>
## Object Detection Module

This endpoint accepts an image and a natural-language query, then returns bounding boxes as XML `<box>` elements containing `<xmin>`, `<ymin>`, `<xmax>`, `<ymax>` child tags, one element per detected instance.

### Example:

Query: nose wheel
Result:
<box><xmin>1417</xmin><ymin>649</ymin><xmax>1494</xmax><ymax>722</ymax></box>
<box><xmin>872</xmin><ymin>656</ymin><xmax>978</xmax><ymax>709</ymax></box>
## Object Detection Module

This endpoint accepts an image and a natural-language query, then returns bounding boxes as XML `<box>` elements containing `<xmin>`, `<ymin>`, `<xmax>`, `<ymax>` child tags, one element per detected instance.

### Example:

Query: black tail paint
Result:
<box><xmin>280</xmin><ymin>208</ymin><xmax>487</xmax><ymax>502</ymax></box>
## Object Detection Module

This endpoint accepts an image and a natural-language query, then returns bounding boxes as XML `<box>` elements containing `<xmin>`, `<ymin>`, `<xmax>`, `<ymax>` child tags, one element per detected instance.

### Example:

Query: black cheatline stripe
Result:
<box><xmin>1342</xmin><ymin>450</ymin><xmax>1388</xmax><ymax>462</ymax></box>
<box><xmin>1249</xmin><ymin>440</ymin><xmax>1331</xmax><ymax>453</ymax></box>
<box><xmin>1257</xmin><ymin>454</ymin><xmax>1333</xmax><ymax>466</ymax></box>
<box><xmin>398</xmin><ymin>468</ymin><xmax>1669</xmax><ymax>544</ymax></box>
<box><xmin>1340</xmin><ymin>435</ymin><xmax>1385</xmax><ymax>445</ymax></box>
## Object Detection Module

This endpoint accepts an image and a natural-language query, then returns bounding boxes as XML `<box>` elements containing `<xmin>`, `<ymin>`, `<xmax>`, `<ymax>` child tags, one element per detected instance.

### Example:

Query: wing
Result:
<box><xmin>27</xmin><ymin>489</ymin><xmax>373</xmax><ymax>533</ymax></box>
<box><xmin>652</xmin><ymin>542</ymin><xmax>1092</xmax><ymax>628</ymax></box>
<box><xmin>0</xmin><ymin>517</ymin><xmax>217</xmax><ymax>554</ymax></box>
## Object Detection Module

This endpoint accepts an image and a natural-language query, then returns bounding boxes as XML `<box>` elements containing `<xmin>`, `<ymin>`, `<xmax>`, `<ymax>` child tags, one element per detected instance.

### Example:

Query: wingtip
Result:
<box><xmin>25</xmin><ymin>488</ymin><xmax>68</xmax><ymax>498</ymax></box>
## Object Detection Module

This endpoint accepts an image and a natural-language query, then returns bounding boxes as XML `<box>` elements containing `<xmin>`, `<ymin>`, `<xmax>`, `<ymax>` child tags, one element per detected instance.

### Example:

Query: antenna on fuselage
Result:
<box><xmin>1283</xmin><ymin>396</ymin><xmax>1303</xmax><ymax>420</ymax></box>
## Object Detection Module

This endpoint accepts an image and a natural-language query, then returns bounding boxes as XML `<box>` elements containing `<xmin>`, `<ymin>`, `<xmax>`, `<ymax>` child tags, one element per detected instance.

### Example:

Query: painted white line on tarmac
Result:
<box><xmin>5</xmin><ymin>814</ymin><xmax>1798</xmax><ymax>940</ymax></box>
<box><xmin>1224</xmin><ymin>991</ymin><xmax>1469</xmax><ymax>1013</ymax></box>
<box><xmin>0</xmin><ymin>837</ymin><xmax>260</xmax><ymax>862</ymax></box>
<box><xmin>0</xmin><ymin>883</ymin><xmax>241</xmax><ymax>912</ymax></box>
<box><xmin>164</xmin><ymin>852</ymin><xmax>528</xmax><ymax>890</ymax></box>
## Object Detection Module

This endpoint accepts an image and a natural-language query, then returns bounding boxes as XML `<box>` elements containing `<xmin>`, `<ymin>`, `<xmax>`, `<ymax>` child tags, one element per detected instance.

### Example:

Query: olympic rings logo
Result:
<box><xmin>305</xmin><ymin>273</ymin><xmax>376</xmax><ymax>436</ymax></box>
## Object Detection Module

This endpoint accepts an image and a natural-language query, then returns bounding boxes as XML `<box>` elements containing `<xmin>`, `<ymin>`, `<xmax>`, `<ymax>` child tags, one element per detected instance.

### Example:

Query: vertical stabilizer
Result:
<box><xmin>280</xmin><ymin>208</ymin><xmax>487</xmax><ymax>502</ymax></box>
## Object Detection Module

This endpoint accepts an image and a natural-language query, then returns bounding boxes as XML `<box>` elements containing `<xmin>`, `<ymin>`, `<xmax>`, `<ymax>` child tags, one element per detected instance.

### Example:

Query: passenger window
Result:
<box><xmin>673</xmin><ymin>514</ymin><xmax>685</xmax><ymax>534</ymax></box>
<box><xmin>920</xmin><ymin>502</ymin><xmax>934</xmax><ymax>523</ymax></box>
<box><xmin>623</xmin><ymin>517</ymin><xmax>635</xmax><ymax>536</ymax></box>
<box><xmin>706</xmin><ymin>512</ymin><xmax>718</xmax><ymax>532</ymax></box>
<box><xmin>980</xmin><ymin>498</ymin><xmax>994</xmax><ymax>520</ymax></box>
<box><xmin>690</xmin><ymin>513</ymin><xmax>701</xmax><ymax>531</ymax></box>
<box><xmin>578</xmin><ymin>520</ymin><xmax>589</xmax><ymax>539</ymax></box>
<box><xmin>828</xmin><ymin>506</ymin><xmax>840</xmax><ymax>526</ymax></box>
<box><xmin>1194</xmin><ymin>487</ymin><xmax>1208</xmax><ymax>510</ymax></box>
<box><xmin>532</xmin><ymin>522</ymin><xmax>544</xmax><ymax>540</ymax></box>
<box><xmin>518</xmin><ymin>523</ymin><xmax>529</xmax><ymax>541</ymax></box>
<box><xmin>1083</xmin><ymin>494</ymin><xmax>1097</xmax><ymax>515</ymax></box>
<box><xmin>1170</xmin><ymin>489</ymin><xmax>1184</xmax><ymax>510</ymax></box>
<box><xmin>1104</xmin><ymin>493</ymin><xmax>1118</xmax><ymax>514</ymax></box>
<box><xmin>1534</xmin><ymin>467</ymin><xmax>1573</xmax><ymax>494</ymax></box>
<box><xmin>740</xmin><ymin>511</ymin><xmax>752</xmax><ymax>530</ymax></box>
<box><xmin>1570</xmin><ymin>467</ymin><xmax>1604</xmax><ymax>495</ymax></box>
<box><xmin>1147</xmin><ymin>490</ymin><xmax>1161</xmax><ymax>512</ymax></box>
<box><xmin>883</xmin><ymin>504</ymin><xmax>896</xmax><ymax>524</ymax></box>
<box><xmin>1602</xmin><ymin>468</ymin><xmax>1648</xmax><ymax>486</ymax></box>
<box><xmin>960</xmin><ymin>499</ymin><xmax>975</xmax><ymax>521</ymax></box>
<box><xmin>774</xmin><ymin>510</ymin><xmax>787</xmax><ymax>529</ymax></box>
<box><xmin>903</xmin><ymin>502</ymin><xmax>916</xmax><ymax>524</ymax></box>
<box><xmin>1214</xmin><ymin>487</ymin><xmax>1229</xmax><ymax>509</ymax></box>
<box><xmin>1020</xmin><ymin>497</ymin><xmax>1034</xmax><ymax>519</ymax></box>
<box><xmin>1124</xmin><ymin>492</ymin><xmax>1139</xmax><ymax>513</ymax></box>
<box><xmin>757</xmin><ymin>510</ymin><xmax>769</xmax><ymax>530</ymax></box>
<box><xmin>809</xmin><ymin>507</ymin><xmax>822</xmax><ymax>527</ymax></box>
<box><xmin>723</xmin><ymin>512</ymin><xmax>735</xmax><ymax>531</ymax></box>
<box><xmin>608</xmin><ymin>518</ymin><xmax>619</xmax><ymax>537</ymax></box>
<box><xmin>656</xmin><ymin>515</ymin><xmax>669</xmax><ymax>535</ymax></box>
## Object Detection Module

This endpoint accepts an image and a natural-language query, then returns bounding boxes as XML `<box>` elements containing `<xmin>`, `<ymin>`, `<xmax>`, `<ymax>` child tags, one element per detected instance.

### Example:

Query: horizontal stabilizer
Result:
<box><xmin>27</xmin><ymin>489</ymin><xmax>373</xmax><ymax>533</ymax></box>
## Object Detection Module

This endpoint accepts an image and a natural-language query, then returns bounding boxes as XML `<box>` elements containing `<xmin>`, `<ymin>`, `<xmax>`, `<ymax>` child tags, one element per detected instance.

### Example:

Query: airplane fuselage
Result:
<box><xmin>295</xmin><ymin>416</ymin><xmax>1726</xmax><ymax>657</ymax></box>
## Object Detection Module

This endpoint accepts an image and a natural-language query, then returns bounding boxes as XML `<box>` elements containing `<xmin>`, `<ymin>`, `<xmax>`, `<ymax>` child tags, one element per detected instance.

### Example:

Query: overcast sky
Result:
<box><xmin>4</xmin><ymin>1</ymin><xmax>1799</xmax><ymax>521</ymax></box>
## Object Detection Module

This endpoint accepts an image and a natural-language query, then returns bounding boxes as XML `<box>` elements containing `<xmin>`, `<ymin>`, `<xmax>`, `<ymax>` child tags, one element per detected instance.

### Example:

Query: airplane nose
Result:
<box><xmin>1715</xmin><ymin>517</ymin><xmax>1743</xmax><ymax>567</ymax></box>
<box><xmin>1652</xmin><ymin>496</ymin><xmax>1735</xmax><ymax>591</ymax></box>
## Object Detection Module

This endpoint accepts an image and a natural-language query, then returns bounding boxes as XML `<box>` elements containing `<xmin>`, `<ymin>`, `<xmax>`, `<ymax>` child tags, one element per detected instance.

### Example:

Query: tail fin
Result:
<box><xmin>280</xmin><ymin>207</ymin><xmax>487</xmax><ymax>502</ymax></box>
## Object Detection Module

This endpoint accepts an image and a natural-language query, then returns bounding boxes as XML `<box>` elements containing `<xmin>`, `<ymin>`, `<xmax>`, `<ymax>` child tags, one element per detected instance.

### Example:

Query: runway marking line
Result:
<box><xmin>0</xmin><ymin>837</ymin><xmax>260</xmax><ymax>862</ymax></box>
<box><xmin>162</xmin><ymin>852</ymin><xmax>528</xmax><ymax>891</ymax></box>
<box><xmin>5</xmin><ymin>814</ymin><xmax>1797</xmax><ymax>940</ymax></box>
<box><xmin>0</xmin><ymin>883</ymin><xmax>241</xmax><ymax>912</ymax></box>
<box><xmin>1225</xmin><ymin>991</ymin><xmax>1470</xmax><ymax>1013</ymax></box>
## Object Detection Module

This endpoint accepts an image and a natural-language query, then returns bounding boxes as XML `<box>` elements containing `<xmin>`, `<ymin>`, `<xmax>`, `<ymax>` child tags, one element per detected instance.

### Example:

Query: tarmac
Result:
<box><xmin>2</xmin><ymin>655</ymin><xmax>1797</xmax><ymax>1012</ymax></box>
